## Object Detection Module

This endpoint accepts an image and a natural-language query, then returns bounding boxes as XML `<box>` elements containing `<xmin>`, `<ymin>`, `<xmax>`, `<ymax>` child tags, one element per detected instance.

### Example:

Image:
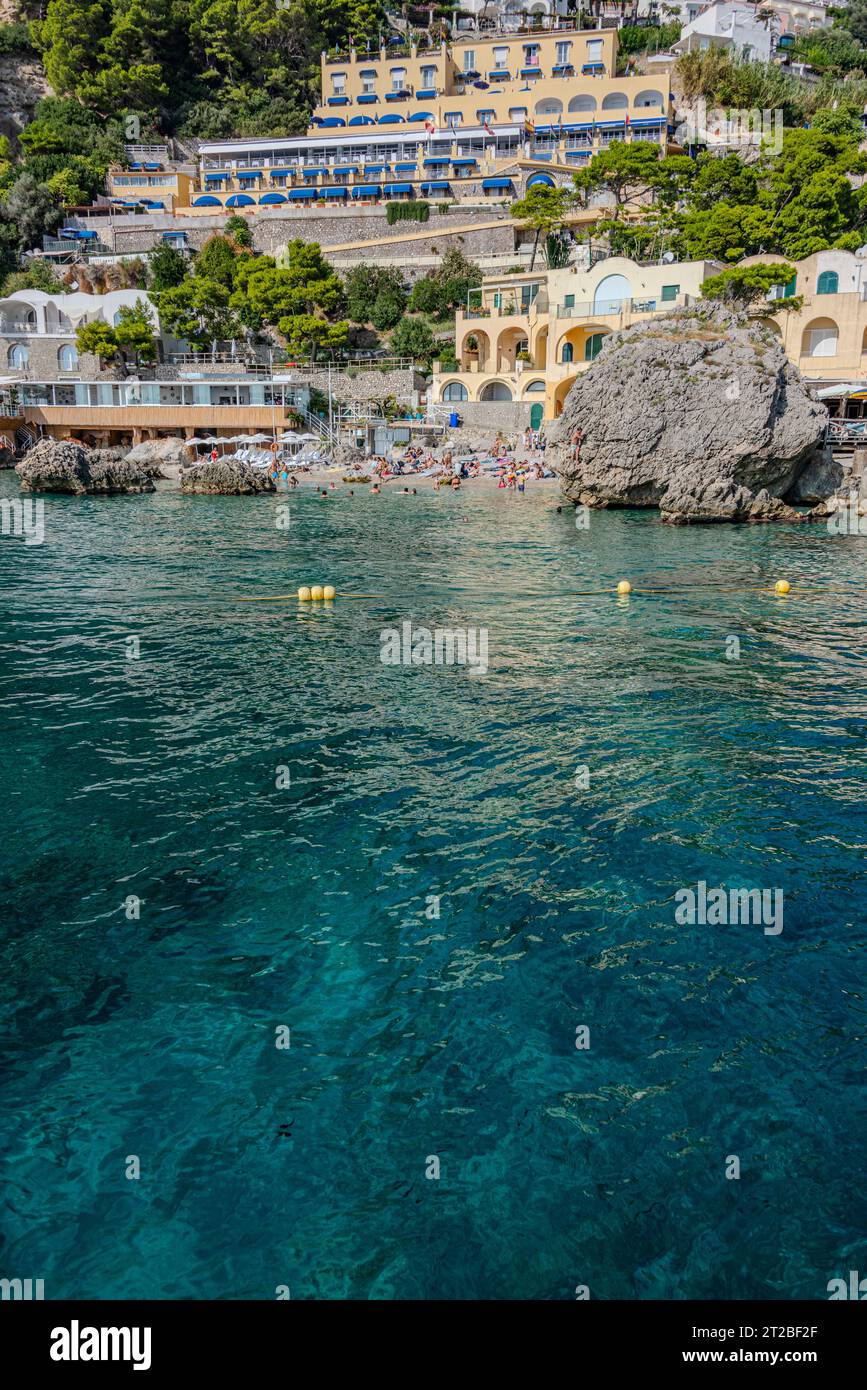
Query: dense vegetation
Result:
<box><xmin>2</xmin><ymin>3</ymin><xmax>867</xmax><ymax>306</ymax></box>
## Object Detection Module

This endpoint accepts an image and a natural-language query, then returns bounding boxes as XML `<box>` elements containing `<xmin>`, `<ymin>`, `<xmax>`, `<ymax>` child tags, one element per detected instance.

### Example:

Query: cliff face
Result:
<box><xmin>550</xmin><ymin>305</ymin><xmax>834</xmax><ymax>524</ymax></box>
<box><xmin>0</xmin><ymin>53</ymin><xmax>51</xmax><ymax>144</ymax></box>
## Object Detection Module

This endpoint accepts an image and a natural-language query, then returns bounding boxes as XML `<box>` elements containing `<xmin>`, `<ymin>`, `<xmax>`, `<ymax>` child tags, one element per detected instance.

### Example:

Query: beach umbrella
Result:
<box><xmin>297</xmin><ymin>432</ymin><xmax>319</xmax><ymax>441</ymax></box>
<box><xmin>248</xmin><ymin>433</ymin><xmax>272</xmax><ymax>443</ymax></box>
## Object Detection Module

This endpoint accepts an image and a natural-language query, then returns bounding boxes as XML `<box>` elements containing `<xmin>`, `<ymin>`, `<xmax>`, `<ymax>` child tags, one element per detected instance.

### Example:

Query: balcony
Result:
<box><xmin>554</xmin><ymin>294</ymin><xmax>698</xmax><ymax>319</ymax></box>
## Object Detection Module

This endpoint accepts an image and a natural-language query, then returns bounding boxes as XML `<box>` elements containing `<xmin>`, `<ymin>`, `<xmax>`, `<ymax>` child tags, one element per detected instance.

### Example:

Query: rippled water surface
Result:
<box><xmin>1</xmin><ymin>474</ymin><xmax>866</xmax><ymax>1300</ymax></box>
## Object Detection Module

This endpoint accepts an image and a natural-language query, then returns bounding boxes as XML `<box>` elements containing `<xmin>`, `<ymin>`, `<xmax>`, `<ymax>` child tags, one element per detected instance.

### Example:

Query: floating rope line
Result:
<box><xmin>237</xmin><ymin>580</ymin><xmax>860</xmax><ymax>604</ymax></box>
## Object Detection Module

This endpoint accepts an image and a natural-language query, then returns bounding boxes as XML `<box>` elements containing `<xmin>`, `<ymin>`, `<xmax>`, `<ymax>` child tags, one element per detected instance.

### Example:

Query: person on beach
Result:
<box><xmin>210</xmin><ymin>447</ymin><xmax>218</xmax><ymax>463</ymax></box>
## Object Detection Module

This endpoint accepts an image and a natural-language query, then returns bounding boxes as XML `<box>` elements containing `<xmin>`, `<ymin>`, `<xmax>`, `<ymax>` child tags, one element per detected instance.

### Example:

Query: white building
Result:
<box><xmin>674</xmin><ymin>1</ymin><xmax>774</xmax><ymax>60</ymax></box>
<box><xmin>0</xmin><ymin>290</ymin><xmax>161</xmax><ymax>377</ymax></box>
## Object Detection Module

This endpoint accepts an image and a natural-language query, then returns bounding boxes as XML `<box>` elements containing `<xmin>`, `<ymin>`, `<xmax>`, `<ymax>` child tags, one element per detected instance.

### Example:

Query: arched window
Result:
<box><xmin>817</xmin><ymin>270</ymin><xmax>839</xmax><ymax>295</ymax></box>
<box><xmin>442</xmin><ymin>381</ymin><xmax>469</xmax><ymax>401</ymax></box>
<box><xmin>802</xmin><ymin>319</ymin><xmax>839</xmax><ymax>357</ymax></box>
<box><xmin>479</xmin><ymin>381</ymin><xmax>513</xmax><ymax>401</ymax></box>
<box><xmin>568</xmin><ymin>94</ymin><xmax>596</xmax><ymax>114</ymax></box>
<box><xmin>634</xmin><ymin>89</ymin><xmax>664</xmax><ymax>109</ymax></box>
<box><xmin>561</xmin><ymin>341</ymin><xmax>573</xmax><ymax>363</ymax></box>
<box><xmin>535</xmin><ymin>97</ymin><xmax>563</xmax><ymax>117</ymax></box>
<box><xmin>594</xmin><ymin>273</ymin><xmax>631</xmax><ymax>313</ymax></box>
<box><xmin>585</xmin><ymin>333</ymin><xmax>605</xmax><ymax>361</ymax></box>
<box><xmin>9</xmin><ymin>344</ymin><xmax>28</xmax><ymax>369</ymax></box>
<box><xmin>58</xmin><ymin>344</ymin><xmax>79</xmax><ymax>370</ymax></box>
<box><xmin>601</xmin><ymin>92</ymin><xmax>628</xmax><ymax>111</ymax></box>
<box><xmin>524</xmin><ymin>379</ymin><xmax>546</xmax><ymax>393</ymax></box>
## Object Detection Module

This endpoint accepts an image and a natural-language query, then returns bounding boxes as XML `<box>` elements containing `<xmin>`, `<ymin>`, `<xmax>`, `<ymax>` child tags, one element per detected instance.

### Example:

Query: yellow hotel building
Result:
<box><xmin>178</xmin><ymin>24</ymin><xmax>673</xmax><ymax>212</ymax></box>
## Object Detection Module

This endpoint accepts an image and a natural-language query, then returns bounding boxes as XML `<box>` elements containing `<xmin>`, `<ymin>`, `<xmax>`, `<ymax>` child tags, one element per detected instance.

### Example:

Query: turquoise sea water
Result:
<box><xmin>1</xmin><ymin>473</ymin><xmax>865</xmax><ymax>1301</ymax></box>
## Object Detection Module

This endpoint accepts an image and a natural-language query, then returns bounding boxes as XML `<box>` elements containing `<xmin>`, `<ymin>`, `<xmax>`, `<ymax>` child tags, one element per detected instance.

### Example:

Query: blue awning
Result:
<box><xmin>288</xmin><ymin>188</ymin><xmax>315</xmax><ymax>200</ymax></box>
<box><xmin>321</xmin><ymin>186</ymin><xmax>347</xmax><ymax>197</ymax></box>
<box><xmin>452</xmin><ymin>157</ymin><xmax>477</xmax><ymax>166</ymax></box>
<box><xmin>328</xmin><ymin>96</ymin><xmax>349</xmax><ymax>105</ymax></box>
<box><xmin>237</xmin><ymin>170</ymin><xmax>262</xmax><ymax>179</ymax></box>
<box><xmin>162</xmin><ymin>231</ymin><xmax>187</xmax><ymax>240</ymax></box>
<box><xmin>384</xmin><ymin>183</ymin><xmax>413</xmax><ymax>195</ymax></box>
<box><xmin>319</xmin><ymin>117</ymin><xmax>345</xmax><ymax>127</ymax></box>
<box><xmin>414</xmin><ymin>89</ymin><xmax>436</xmax><ymax>99</ymax></box>
<box><xmin>630</xmin><ymin>116</ymin><xmax>665</xmax><ymax>127</ymax></box>
<box><xmin>144</xmin><ymin>162</ymin><xmax>161</xmax><ymax>170</ymax></box>
<box><xmin>351</xmin><ymin>184</ymin><xmax>381</xmax><ymax>196</ymax></box>
<box><xmin>409</xmin><ymin>110</ymin><xmax>434</xmax><ymax>122</ymax></box>
<box><xmin>482</xmin><ymin>177</ymin><xmax>512</xmax><ymax>189</ymax></box>
<box><xmin>552</xmin><ymin>64</ymin><xmax>574</xmax><ymax>73</ymax></box>
<box><xmin>142</xmin><ymin>200</ymin><xmax>164</xmax><ymax>208</ymax></box>
<box><xmin>394</xmin><ymin>162</ymin><xmax>417</xmax><ymax>171</ymax></box>
<box><xmin>357</xmin><ymin>93</ymin><xmax>378</xmax><ymax>104</ymax></box>
<box><xmin>385</xmin><ymin>89</ymin><xmax>410</xmax><ymax>101</ymax></box>
<box><xmin>259</xmin><ymin>191</ymin><xmax>287</xmax><ymax>204</ymax></box>
<box><xmin>488</xmin><ymin>70</ymin><xmax>510</xmax><ymax>79</ymax></box>
<box><xmin>420</xmin><ymin>181</ymin><xmax>449</xmax><ymax>191</ymax></box>
<box><xmin>349</xmin><ymin>115</ymin><xmax>375</xmax><ymax>125</ymax></box>
<box><xmin>192</xmin><ymin>194</ymin><xmax>222</xmax><ymax>206</ymax></box>
<box><xmin>205</xmin><ymin>173</ymin><xmax>225</xmax><ymax>182</ymax></box>
<box><xmin>333</xmin><ymin>166</ymin><xmax>357</xmax><ymax>175</ymax></box>
<box><xmin>569</xmin><ymin>122</ymin><xmax>595</xmax><ymax>132</ymax></box>
<box><xmin>378</xmin><ymin>114</ymin><xmax>404</xmax><ymax>124</ymax></box>
<box><xmin>364</xmin><ymin>165</ymin><xmax>388</xmax><ymax>174</ymax></box>
<box><xmin>423</xmin><ymin>156</ymin><xmax>450</xmax><ymax>166</ymax></box>
<box><xmin>598</xmin><ymin>120</ymin><xmax>626</xmax><ymax>129</ymax></box>
<box><xmin>303</xmin><ymin>168</ymin><xmax>326</xmax><ymax>176</ymax></box>
<box><xmin>521</xmin><ymin>67</ymin><xmax>541</xmax><ymax>77</ymax></box>
<box><xmin>582</xmin><ymin>63</ymin><xmax>605</xmax><ymax>73</ymax></box>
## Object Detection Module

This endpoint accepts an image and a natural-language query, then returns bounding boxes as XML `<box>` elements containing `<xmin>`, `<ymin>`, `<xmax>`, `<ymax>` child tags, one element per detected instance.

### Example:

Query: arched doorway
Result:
<box><xmin>530</xmin><ymin>402</ymin><xmax>543</xmax><ymax>430</ymax></box>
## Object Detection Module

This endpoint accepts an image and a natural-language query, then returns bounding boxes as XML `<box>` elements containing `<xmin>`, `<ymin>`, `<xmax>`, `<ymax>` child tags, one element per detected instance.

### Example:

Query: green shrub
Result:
<box><xmin>386</xmin><ymin>200</ymin><xmax>429</xmax><ymax>225</ymax></box>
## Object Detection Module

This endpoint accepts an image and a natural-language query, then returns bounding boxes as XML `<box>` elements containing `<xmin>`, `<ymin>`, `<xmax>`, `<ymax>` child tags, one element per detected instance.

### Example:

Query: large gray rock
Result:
<box><xmin>784</xmin><ymin>447</ymin><xmax>844</xmax><ymax>505</ymax></box>
<box><xmin>17</xmin><ymin>439</ymin><xmax>92</xmax><ymax>494</ymax></box>
<box><xmin>180</xmin><ymin>459</ymin><xmax>276</xmax><ymax>494</ymax></box>
<box><xmin>551</xmin><ymin>305</ymin><xmax>830</xmax><ymax>524</ymax></box>
<box><xmin>124</xmin><ymin>437</ymin><xmax>191</xmax><ymax>477</ymax></box>
<box><xmin>87</xmin><ymin>455</ymin><xmax>155</xmax><ymax>494</ymax></box>
<box><xmin>16</xmin><ymin>439</ymin><xmax>155</xmax><ymax>494</ymax></box>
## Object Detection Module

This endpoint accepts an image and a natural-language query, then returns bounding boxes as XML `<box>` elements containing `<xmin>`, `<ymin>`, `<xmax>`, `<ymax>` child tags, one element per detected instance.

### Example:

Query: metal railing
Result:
<box><xmin>554</xmin><ymin>294</ymin><xmax>698</xmax><ymax>319</ymax></box>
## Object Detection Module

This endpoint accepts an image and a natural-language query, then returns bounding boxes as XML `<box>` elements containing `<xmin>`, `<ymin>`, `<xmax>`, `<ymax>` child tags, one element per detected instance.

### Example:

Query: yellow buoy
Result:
<box><xmin>310</xmin><ymin>585</ymin><xmax>324</xmax><ymax>601</ymax></box>
<box><xmin>297</xmin><ymin>586</ymin><xmax>311</xmax><ymax>601</ymax></box>
<box><xmin>323</xmin><ymin>585</ymin><xmax>336</xmax><ymax>600</ymax></box>
<box><xmin>775</xmin><ymin>580</ymin><xmax>791</xmax><ymax>596</ymax></box>
<box><xmin>617</xmin><ymin>580</ymin><xmax>632</xmax><ymax>595</ymax></box>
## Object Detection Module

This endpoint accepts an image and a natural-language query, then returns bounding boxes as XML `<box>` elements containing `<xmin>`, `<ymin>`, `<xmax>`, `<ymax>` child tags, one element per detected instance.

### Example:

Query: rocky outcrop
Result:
<box><xmin>17</xmin><ymin>440</ymin><xmax>92</xmax><ymax>494</ymax></box>
<box><xmin>16</xmin><ymin>439</ymin><xmax>154</xmax><ymax>493</ymax></box>
<box><xmin>551</xmin><ymin>306</ymin><xmax>830</xmax><ymax>524</ymax></box>
<box><xmin>88</xmin><ymin>456</ymin><xmax>155</xmax><ymax>494</ymax></box>
<box><xmin>124</xmin><ymin>437</ymin><xmax>192</xmax><ymax>477</ymax></box>
<box><xmin>784</xmin><ymin>449</ymin><xmax>844</xmax><ymax>505</ymax></box>
<box><xmin>0</xmin><ymin>53</ymin><xmax>51</xmax><ymax>145</ymax></box>
<box><xmin>180</xmin><ymin>460</ymin><xmax>276</xmax><ymax>494</ymax></box>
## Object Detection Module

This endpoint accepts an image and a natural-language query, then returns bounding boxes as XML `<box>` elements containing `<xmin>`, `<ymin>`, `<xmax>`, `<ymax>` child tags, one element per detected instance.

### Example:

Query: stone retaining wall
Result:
<box><xmin>106</xmin><ymin>205</ymin><xmax>518</xmax><ymax>266</ymax></box>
